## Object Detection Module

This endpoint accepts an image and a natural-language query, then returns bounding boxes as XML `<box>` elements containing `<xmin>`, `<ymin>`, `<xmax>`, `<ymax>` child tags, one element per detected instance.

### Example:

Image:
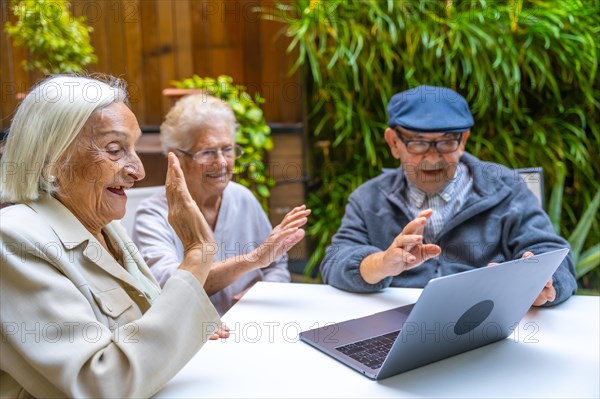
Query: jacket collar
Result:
<box><xmin>379</xmin><ymin>152</ymin><xmax>512</xmax><ymax>224</ymax></box>
<box><xmin>381</xmin><ymin>152</ymin><xmax>507</xmax><ymax>196</ymax></box>
<box><xmin>27</xmin><ymin>195</ymin><xmax>95</xmax><ymax>249</ymax></box>
<box><xmin>26</xmin><ymin>195</ymin><xmax>153</xmax><ymax>295</ymax></box>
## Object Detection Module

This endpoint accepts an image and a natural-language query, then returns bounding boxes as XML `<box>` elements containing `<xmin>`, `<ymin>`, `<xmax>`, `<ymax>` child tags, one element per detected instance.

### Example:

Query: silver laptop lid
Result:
<box><xmin>377</xmin><ymin>248</ymin><xmax>569</xmax><ymax>379</ymax></box>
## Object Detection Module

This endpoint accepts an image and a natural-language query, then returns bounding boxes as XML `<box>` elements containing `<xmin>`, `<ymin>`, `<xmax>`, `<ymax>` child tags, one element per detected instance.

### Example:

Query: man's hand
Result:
<box><xmin>489</xmin><ymin>251</ymin><xmax>556</xmax><ymax>306</ymax></box>
<box><xmin>360</xmin><ymin>209</ymin><xmax>442</xmax><ymax>285</ymax></box>
<box><xmin>521</xmin><ymin>251</ymin><xmax>556</xmax><ymax>306</ymax></box>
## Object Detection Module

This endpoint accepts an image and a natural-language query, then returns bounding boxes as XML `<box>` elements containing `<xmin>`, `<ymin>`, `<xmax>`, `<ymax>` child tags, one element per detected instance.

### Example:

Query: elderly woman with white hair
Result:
<box><xmin>133</xmin><ymin>94</ymin><xmax>310</xmax><ymax>315</ymax></box>
<box><xmin>0</xmin><ymin>75</ymin><xmax>228</xmax><ymax>398</ymax></box>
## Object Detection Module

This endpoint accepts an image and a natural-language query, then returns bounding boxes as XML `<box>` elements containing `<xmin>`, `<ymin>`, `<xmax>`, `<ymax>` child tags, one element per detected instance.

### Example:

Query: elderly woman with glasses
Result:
<box><xmin>1</xmin><ymin>75</ymin><xmax>226</xmax><ymax>398</ymax></box>
<box><xmin>320</xmin><ymin>85</ymin><xmax>577</xmax><ymax>307</ymax></box>
<box><xmin>133</xmin><ymin>94</ymin><xmax>310</xmax><ymax>315</ymax></box>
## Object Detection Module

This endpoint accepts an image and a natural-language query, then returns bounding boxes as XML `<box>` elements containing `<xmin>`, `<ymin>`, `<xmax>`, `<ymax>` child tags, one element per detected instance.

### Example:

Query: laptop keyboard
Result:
<box><xmin>335</xmin><ymin>330</ymin><xmax>400</xmax><ymax>369</ymax></box>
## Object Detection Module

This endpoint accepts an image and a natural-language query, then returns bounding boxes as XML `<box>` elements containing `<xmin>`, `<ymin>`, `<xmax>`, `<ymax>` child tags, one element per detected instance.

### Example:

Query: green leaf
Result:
<box><xmin>568</xmin><ymin>189</ymin><xmax>600</xmax><ymax>262</ymax></box>
<box><xmin>256</xmin><ymin>184</ymin><xmax>271</xmax><ymax>198</ymax></box>
<box><xmin>251</xmin><ymin>134</ymin><xmax>266</xmax><ymax>148</ymax></box>
<box><xmin>246</xmin><ymin>108</ymin><xmax>263</xmax><ymax>122</ymax></box>
<box><xmin>576</xmin><ymin>244</ymin><xmax>600</xmax><ymax>280</ymax></box>
<box><xmin>548</xmin><ymin>161</ymin><xmax>566</xmax><ymax>234</ymax></box>
<box><xmin>229</xmin><ymin>101</ymin><xmax>245</xmax><ymax>115</ymax></box>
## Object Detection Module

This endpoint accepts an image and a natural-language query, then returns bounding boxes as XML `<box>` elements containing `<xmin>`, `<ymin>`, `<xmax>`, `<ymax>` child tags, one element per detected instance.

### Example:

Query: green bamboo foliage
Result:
<box><xmin>548</xmin><ymin>162</ymin><xmax>600</xmax><ymax>284</ymax></box>
<box><xmin>267</xmin><ymin>0</ymin><xmax>600</xmax><ymax>287</ymax></box>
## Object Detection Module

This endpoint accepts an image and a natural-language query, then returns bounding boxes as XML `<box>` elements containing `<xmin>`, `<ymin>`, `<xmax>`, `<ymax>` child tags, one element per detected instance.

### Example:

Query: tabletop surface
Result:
<box><xmin>155</xmin><ymin>282</ymin><xmax>600</xmax><ymax>398</ymax></box>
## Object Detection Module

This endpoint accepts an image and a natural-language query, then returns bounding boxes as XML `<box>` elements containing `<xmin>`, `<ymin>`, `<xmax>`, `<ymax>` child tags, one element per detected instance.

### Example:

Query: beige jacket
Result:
<box><xmin>0</xmin><ymin>196</ymin><xmax>221</xmax><ymax>398</ymax></box>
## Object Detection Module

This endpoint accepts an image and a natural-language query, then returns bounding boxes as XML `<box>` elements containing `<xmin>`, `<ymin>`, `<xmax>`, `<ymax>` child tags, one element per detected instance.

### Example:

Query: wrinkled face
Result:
<box><xmin>385</xmin><ymin>126</ymin><xmax>470</xmax><ymax>194</ymax></box>
<box><xmin>177</xmin><ymin>122</ymin><xmax>235</xmax><ymax>198</ymax></box>
<box><xmin>55</xmin><ymin>102</ymin><xmax>145</xmax><ymax>230</ymax></box>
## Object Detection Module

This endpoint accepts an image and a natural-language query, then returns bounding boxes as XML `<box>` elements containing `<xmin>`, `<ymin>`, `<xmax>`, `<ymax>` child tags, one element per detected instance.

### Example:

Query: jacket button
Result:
<box><xmin>106</xmin><ymin>304</ymin><xmax>112</xmax><ymax>312</ymax></box>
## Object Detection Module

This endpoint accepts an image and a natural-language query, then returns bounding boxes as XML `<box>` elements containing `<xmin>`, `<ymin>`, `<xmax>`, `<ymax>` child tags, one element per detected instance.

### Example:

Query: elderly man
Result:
<box><xmin>320</xmin><ymin>85</ymin><xmax>577</xmax><ymax>306</ymax></box>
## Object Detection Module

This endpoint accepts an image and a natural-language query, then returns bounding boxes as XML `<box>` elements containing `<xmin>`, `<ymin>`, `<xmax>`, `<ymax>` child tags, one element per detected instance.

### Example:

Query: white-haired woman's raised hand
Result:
<box><xmin>165</xmin><ymin>152</ymin><xmax>216</xmax><ymax>284</ymax></box>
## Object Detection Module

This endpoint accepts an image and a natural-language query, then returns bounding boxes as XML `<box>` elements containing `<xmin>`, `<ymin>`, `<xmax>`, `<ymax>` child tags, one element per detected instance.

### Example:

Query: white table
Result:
<box><xmin>155</xmin><ymin>282</ymin><xmax>600</xmax><ymax>398</ymax></box>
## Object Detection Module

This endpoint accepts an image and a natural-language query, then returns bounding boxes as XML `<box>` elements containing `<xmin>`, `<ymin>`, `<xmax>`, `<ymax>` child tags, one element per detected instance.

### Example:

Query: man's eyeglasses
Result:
<box><xmin>176</xmin><ymin>144</ymin><xmax>244</xmax><ymax>164</ymax></box>
<box><xmin>394</xmin><ymin>129</ymin><xmax>463</xmax><ymax>155</ymax></box>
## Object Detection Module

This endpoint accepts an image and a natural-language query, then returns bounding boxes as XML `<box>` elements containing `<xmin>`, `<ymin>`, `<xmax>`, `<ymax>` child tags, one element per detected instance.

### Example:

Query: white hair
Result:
<box><xmin>0</xmin><ymin>74</ymin><xmax>128</xmax><ymax>203</ymax></box>
<box><xmin>160</xmin><ymin>94</ymin><xmax>238</xmax><ymax>153</ymax></box>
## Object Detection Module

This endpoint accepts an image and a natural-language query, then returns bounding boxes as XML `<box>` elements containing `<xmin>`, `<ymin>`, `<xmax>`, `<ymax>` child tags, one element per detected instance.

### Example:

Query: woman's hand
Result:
<box><xmin>209</xmin><ymin>323</ymin><xmax>231</xmax><ymax>340</ymax></box>
<box><xmin>249</xmin><ymin>205</ymin><xmax>311</xmax><ymax>268</ymax></box>
<box><xmin>165</xmin><ymin>152</ymin><xmax>216</xmax><ymax>283</ymax></box>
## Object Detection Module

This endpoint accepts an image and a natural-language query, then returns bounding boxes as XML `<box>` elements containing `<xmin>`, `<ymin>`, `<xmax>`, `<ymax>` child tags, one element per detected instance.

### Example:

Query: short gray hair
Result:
<box><xmin>160</xmin><ymin>94</ymin><xmax>238</xmax><ymax>153</ymax></box>
<box><xmin>0</xmin><ymin>74</ymin><xmax>128</xmax><ymax>203</ymax></box>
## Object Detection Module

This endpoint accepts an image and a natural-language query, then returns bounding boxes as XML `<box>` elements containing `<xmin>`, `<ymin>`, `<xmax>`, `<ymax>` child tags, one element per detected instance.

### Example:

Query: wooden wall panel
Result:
<box><xmin>105</xmin><ymin>2</ymin><xmax>127</xmax><ymax>79</ymax></box>
<box><xmin>1</xmin><ymin>0</ymin><xmax>15</xmax><ymax>128</ymax></box>
<box><xmin>139</xmin><ymin>1</ymin><xmax>163</xmax><ymax>126</ymax></box>
<box><xmin>156</xmin><ymin>0</ymin><xmax>176</xmax><ymax>118</ymax></box>
<box><xmin>173</xmin><ymin>0</ymin><xmax>194</xmax><ymax>79</ymax></box>
<box><xmin>121</xmin><ymin>0</ymin><xmax>146</xmax><ymax>123</ymax></box>
<box><xmin>1</xmin><ymin>0</ymin><xmax>302</xmax><ymax>129</ymax></box>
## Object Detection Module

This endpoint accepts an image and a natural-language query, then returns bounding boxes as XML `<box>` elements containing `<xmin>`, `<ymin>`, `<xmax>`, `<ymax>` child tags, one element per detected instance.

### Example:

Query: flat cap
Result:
<box><xmin>387</xmin><ymin>85</ymin><xmax>474</xmax><ymax>133</ymax></box>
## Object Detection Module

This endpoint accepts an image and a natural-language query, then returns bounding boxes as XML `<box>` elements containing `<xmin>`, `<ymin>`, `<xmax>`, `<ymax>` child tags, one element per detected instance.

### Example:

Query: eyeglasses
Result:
<box><xmin>176</xmin><ymin>144</ymin><xmax>243</xmax><ymax>164</ymax></box>
<box><xmin>394</xmin><ymin>130</ymin><xmax>463</xmax><ymax>155</ymax></box>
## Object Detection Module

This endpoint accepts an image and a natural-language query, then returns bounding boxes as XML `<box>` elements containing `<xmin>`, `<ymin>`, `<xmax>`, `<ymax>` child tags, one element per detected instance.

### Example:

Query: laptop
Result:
<box><xmin>300</xmin><ymin>248</ymin><xmax>569</xmax><ymax>380</ymax></box>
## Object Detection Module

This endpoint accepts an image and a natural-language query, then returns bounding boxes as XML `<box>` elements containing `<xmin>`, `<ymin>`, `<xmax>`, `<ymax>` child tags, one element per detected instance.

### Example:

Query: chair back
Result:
<box><xmin>119</xmin><ymin>186</ymin><xmax>164</xmax><ymax>237</ymax></box>
<box><xmin>516</xmin><ymin>167</ymin><xmax>544</xmax><ymax>208</ymax></box>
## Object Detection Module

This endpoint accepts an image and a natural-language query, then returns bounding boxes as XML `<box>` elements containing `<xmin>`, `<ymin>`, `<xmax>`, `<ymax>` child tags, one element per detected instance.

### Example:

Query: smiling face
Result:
<box><xmin>385</xmin><ymin>126</ymin><xmax>470</xmax><ymax>194</ymax></box>
<box><xmin>177</xmin><ymin>122</ymin><xmax>235</xmax><ymax>201</ymax></box>
<box><xmin>55</xmin><ymin>102</ymin><xmax>145</xmax><ymax>233</ymax></box>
